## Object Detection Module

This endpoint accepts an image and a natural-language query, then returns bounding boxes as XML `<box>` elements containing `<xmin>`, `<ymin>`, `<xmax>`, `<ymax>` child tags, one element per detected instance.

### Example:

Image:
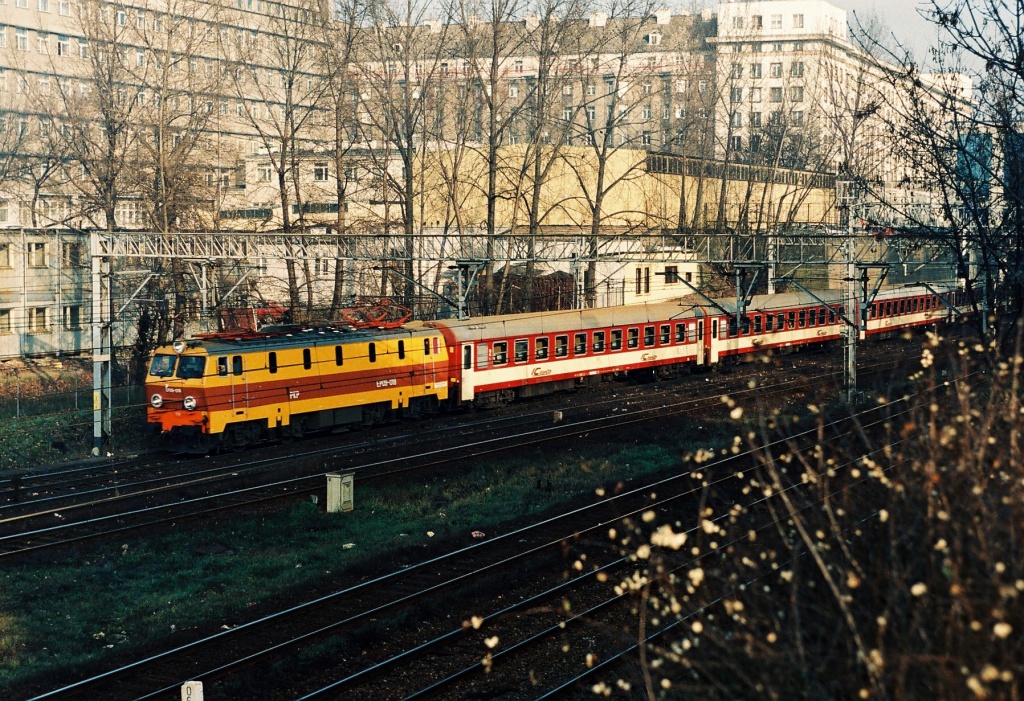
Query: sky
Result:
<box><xmin>830</xmin><ymin>0</ymin><xmax>941</xmax><ymax>61</ymax></box>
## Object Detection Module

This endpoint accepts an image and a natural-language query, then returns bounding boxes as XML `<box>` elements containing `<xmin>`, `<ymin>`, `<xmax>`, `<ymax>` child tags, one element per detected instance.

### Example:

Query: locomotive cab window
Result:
<box><xmin>302</xmin><ymin>349</ymin><xmax>311</xmax><ymax>370</ymax></box>
<box><xmin>627</xmin><ymin>328</ymin><xmax>639</xmax><ymax>348</ymax></box>
<box><xmin>493</xmin><ymin>341</ymin><xmax>508</xmax><ymax>365</ymax></box>
<box><xmin>593</xmin><ymin>331</ymin><xmax>605</xmax><ymax>353</ymax></box>
<box><xmin>150</xmin><ymin>354</ymin><xmax>176</xmax><ymax>378</ymax></box>
<box><xmin>269</xmin><ymin>351</ymin><xmax>278</xmax><ymax>374</ymax></box>
<box><xmin>514</xmin><ymin>339</ymin><xmax>528</xmax><ymax>363</ymax></box>
<box><xmin>610</xmin><ymin>329</ymin><xmax>622</xmax><ymax>350</ymax></box>
<box><xmin>217</xmin><ymin>357</ymin><xmax>228</xmax><ymax>376</ymax></box>
<box><xmin>574</xmin><ymin>333</ymin><xmax>587</xmax><ymax>355</ymax></box>
<box><xmin>535</xmin><ymin>337</ymin><xmax>549</xmax><ymax>360</ymax></box>
<box><xmin>660</xmin><ymin>325</ymin><xmax>670</xmax><ymax>344</ymax></box>
<box><xmin>177</xmin><ymin>355</ymin><xmax>206</xmax><ymax>379</ymax></box>
<box><xmin>555</xmin><ymin>335</ymin><xmax>568</xmax><ymax>358</ymax></box>
<box><xmin>233</xmin><ymin>355</ymin><xmax>243</xmax><ymax>376</ymax></box>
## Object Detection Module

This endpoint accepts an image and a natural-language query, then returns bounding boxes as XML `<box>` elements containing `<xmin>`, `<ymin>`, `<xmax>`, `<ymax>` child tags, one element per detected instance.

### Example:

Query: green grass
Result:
<box><xmin>0</xmin><ymin>406</ymin><xmax>148</xmax><ymax>470</ymax></box>
<box><xmin>0</xmin><ymin>429</ymin><xmax>729</xmax><ymax>694</ymax></box>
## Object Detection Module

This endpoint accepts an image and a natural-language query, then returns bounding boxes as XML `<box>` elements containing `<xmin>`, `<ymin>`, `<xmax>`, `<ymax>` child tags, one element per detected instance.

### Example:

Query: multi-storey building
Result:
<box><xmin>1</xmin><ymin>0</ymin><xmax>930</xmax><ymax>232</ymax></box>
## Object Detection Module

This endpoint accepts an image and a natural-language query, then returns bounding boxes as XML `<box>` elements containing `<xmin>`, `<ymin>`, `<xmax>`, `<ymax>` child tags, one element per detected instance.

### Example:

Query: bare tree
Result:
<box><xmin>358</xmin><ymin>0</ymin><xmax>452</xmax><ymax>310</ymax></box>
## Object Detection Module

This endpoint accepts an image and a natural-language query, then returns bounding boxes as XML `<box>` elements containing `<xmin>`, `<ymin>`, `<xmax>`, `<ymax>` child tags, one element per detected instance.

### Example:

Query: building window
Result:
<box><xmin>16</xmin><ymin>28</ymin><xmax>27</xmax><ymax>51</ymax></box>
<box><xmin>751</xmin><ymin>15</ymin><xmax>762</xmax><ymax>29</ymax></box>
<box><xmin>770</xmin><ymin>62</ymin><xmax>782</xmax><ymax>78</ymax></box>
<box><xmin>28</xmin><ymin>307</ymin><xmax>47</xmax><ymax>331</ymax></box>
<box><xmin>750</xmin><ymin>87</ymin><xmax>762</xmax><ymax>102</ymax></box>
<box><xmin>730</xmin><ymin>112</ymin><xmax>742</xmax><ymax>127</ymax></box>
<box><xmin>729</xmin><ymin>135</ymin><xmax>742</xmax><ymax>151</ymax></box>
<box><xmin>750</xmin><ymin>134</ymin><xmax>762</xmax><ymax>152</ymax></box>
<box><xmin>732</xmin><ymin>16</ymin><xmax>744</xmax><ymax>29</ymax></box>
<box><xmin>62</xmin><ymin>241</ymin><xmax>81</xmax><ymax>270</ymax></box>
<box><xmin>794</xmin><ymin>41</ymin><xmax>804</xmax><ymax>51</ymax></box>
<box><xmin>770</xmin><ymin>14</ymin><xmax>782</xmax><ymax>29</ymax></box>
<box><xmin>641</xmin><ymin>130</ymin><xmax>651</xmax><ymax>146</ymax></box>
<box><xmin>38</xmin><ymin>0</ymin><xmax>48</xmax><ymax>10</ymax></box>
<box><xmin>646</xmin><ymin>31</ymin><xmax>661</xmax><ymax>45</ymax></box>
<box><xmin>0</xmin><ymin>309</ymin><xmax>9</xmax><ymax>333</ymax></box>
<box><xmin>770</xmin><ymin>87</ymin><xmax>783</xmax><ymax>103</ymax></box>
<box><xmin>58</xmin><ymin>0</ymin><xmax>70</xmax><ymax>14</ymax></box>
<box><xmin>78</xmin><ymin>38</ymin><xmax>87</xmax><ymax>58</ymax></box>
<box><xmin>791</xmin><ymin>110</ymin><xmax>804</xmax><ymax>126</ymax></box>
<box><xmin>562</xmin><ymin>107</ymin><xmax>573</xmax><ymax>122</ymax></box>
<box><xmin>508</xmin><ymin>82</ymin><xmax>518</xmax><ymax>98</ymax></box>
<box><xmin>513</xmin><ymin>59</ymin><xmax>522</xmax><ymax>73</ymax></box>
<box><xmin>28</xmin><ymin>242</ymin><xmax>45</xmax><ymax>266</ymax></box>
<box><xmin>562</xmin><ymin>83</ymin><xmax>572</xmax><ymax>96</ymax></box>
<box><xmin>730</xmin><ymin>87</ymin><xmax>743</xmax><ymax>103</ymax></box>
<box><xmin>790</xmin><ymin>86</ymin><xmax>804</xmax><ymax>102</ymax></box>
<box><xmin>258</xmin><ymin>165</ymin><xmax>273</xmax><ymax>182</ymax></box>
<box><xmin>750</xmin><ymin>111</ymin><xmax>762</xmax><ymax>127</ymax></box>
<box><xmin>313</xmin><ymin>162</ymin><xmax>328</xmax><ymax>181</ymax></box>
<box><xmin>586</xmin><ymin>82</ymin><xmax>595</xmax><ymax>96</ymax></box>
<box><xmin>0</xmin><ymin>243</ymin><xmax>9</xmax><ymax>266</ymax></box>
<box><xmin>641</xmin><ymin>105</ymin><xmax>651</xmax><ymax>119</ymax></box>
<box><xmin>665</xmin><ymin>265</ymin><xmax>679</xmax><ymax>284</ymax></box>
<box><xmin>642</xmin><ymin>81</ymin><xmax>652</xmax><ymax>94</ymax></box>
<box><xmin>750</xmin><ymin>62</ymin><xmax>762</xmax><ymax>78</ymax></box>
<box><xmin>56</xmin><ymin>34</ymin><xmax>69</xmax><ymax>55</ymax></box>
<box><xmin>63</xmin><ymin>305</ymin><xmax>80</xmax><ymax>330</ymax></box>
<box><xmin>731</xmin><ymin>63</ymin><xmax>742</xmax><ymax>79</ymax></box>
<box><xmin>793</xmin><ymin>14</ymin><xmax>804</xmax><ymax>29</ymax></box>
<box><xmin>791</xmin><ymin>61</ymin><xmax>804</xmax><ymax>78</ymax></box>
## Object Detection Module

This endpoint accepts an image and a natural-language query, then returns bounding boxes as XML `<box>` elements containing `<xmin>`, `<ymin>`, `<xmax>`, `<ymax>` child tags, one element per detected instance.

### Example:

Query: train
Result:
<box><xmin>145</xmin><ymin>283</ymin><xmax>972</xmax><ymax>452</ymax></box>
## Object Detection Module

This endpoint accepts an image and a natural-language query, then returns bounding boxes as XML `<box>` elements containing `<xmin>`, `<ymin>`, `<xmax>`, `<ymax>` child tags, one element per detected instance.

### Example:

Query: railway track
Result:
<box><xmin>25</xmin><ymin>377</ymin><xmax>933</xmax><ymax>700</ymax></box>
<box><xmin>0</xmin><ymin>343</ymin><xmax>911</xmax><ymax>560</ymax></box>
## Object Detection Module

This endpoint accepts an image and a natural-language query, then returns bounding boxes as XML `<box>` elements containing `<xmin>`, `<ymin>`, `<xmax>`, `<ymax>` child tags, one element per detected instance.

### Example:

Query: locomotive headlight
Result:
<box><xmin>183</xmin><ymin>396</ymin><xmax>197</xmax><ymax>411</ymax></box>
<box><xmin>172</xmin><ymin>340</ymin><xmax>186</xmax><ymax>354</ymax></box>
<box><xmin>150</xmin><ymin>393</ymin><xmax>164</xmax><ymax>408</ymax></box>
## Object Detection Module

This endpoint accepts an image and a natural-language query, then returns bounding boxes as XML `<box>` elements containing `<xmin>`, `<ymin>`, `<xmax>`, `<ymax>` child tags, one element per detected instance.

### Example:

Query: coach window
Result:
<box><xmin>493</xmin><ymin>341</ymin><xmax>508</xmax><ymax>365</ymax></box>
<box><xmin>912</xmin><ymin>298</ymin><xmax>918</xmax><ymax>312</ymax></box>
<box><xmin>818</xmin><ymin>309</ymin><xmax>826</xmax><ymax>325</ymax></box>
<box><xmin>765</xmin><ymin>314</ymin><xmax>774</xmax><ymax>332</ymax></box>
<box><xmin>660</xmin><ymin>325</ymin><xmax>671</xmax><ymax>344</ymax></box>
<box><xmin>268</xmin><ymin>352</ymin><xmax>278</xmax><ymax>374</ymax></box>
<box><xmin>463</xmin><ymin>346</ymin><xmax>472</xmax><ymax>369</ymax></box>
<box><xmin>611</xmin><ymin>329</ymin><xmax>623</xmax><ymax>350</ymax></box>
<box><xmin>885</xmin><ymin>301</ymin><xmax>892</xmax><ymax>316</ymax></box>
<box><xmin>728</xmin><ymin>318</ymin><xmax>738</xmax><ymax>337</ymax></box>
<box><xmin>476</xmin><ymin>343</ymin><xmax>488</xmax><ymax>368</ymax></box>
<box><xmin>593</xmin><ymin>331</ymin><xmax>605</xmax><ymax>352</ymax></box>
<box><xmin>535</xmin><ymin>337</ymin><xmax>549</xmax><ymax>360</ymax></box>
<box><xmin>829</xmin><ymin>309</ymin><xmax>836</xmax><ymax>324</ymax></box>
<box><xmin>644</xmin><ymin>326</ymin><xmax>655</xmax><ymax>347</ymax></box>
<box><xmin>712</xmin><ymin>319</ymin><xmax>719</xmax><ymax>338</ymax></box>
<box><xmin>807</xmin><ymin>310</ymin><xmax>816</xmax><ymax>327</ymax></box>
<box><xmin>514</xmin><ymin>339</ymin><xmax>529</xmax><ymax>363</ymax></box>
<box><xmin>675</xmin><ymin>324</ymin><xmax>685</xmax><ymax>343</ymax></box>
<box><xmin>335</xmin><ymin>345</ymin><xmax>344</xmax><ymax>366</ymax></box>
<box><xmin>574</xmin><ymin>333</ymin><xmax>587</xmax><ymax>355</ymax></box>
<box><xmin>555</xmin><ymin>335</ymin><xmax>568</xmax><ymax>358</ymax></box>
<box><xmin>233</xmin><ymin>355</ymin><xmax>243</xmax><ymax>375</ymax></box>
<box><xmin>627</xmin><ymin>328</ymin><xmax>639</xmax><ymax>348</ymax></box>
<box><xmin>368</xmin><ymin>342</ymin><xmax>377</xmax><ymax>362</ymax></box>
<box><xmin>779</xmin><ymin>313</ymin><xmax>787</xmax><ymax>330</ymax></box>
<box><xmin>218</xmin><ymin>357</ymin><xmax>229</xmax><ymax>376</ymax></box>
<box><xmin>740</xmin><ymin>316</ymin><xmax>751</xmax><ymax>335</ymax></box>
<box><xmin>798</xmin><ymin>310</ymin><xmax>807</xmax><ymax>327</ymax></box>
<box><xmin>754</xmin><ymin>315</ymin><xmax>762</xmax><ymax>334</ymax></box>
<box><xmin>398</xmin><ymin>340</ymin><xmax>406</xmax><ymax>360</ymax></box>
<box><xmin>302</xmin><ymin>349</ymin><xmax>311</xmax><ymax>370</ymax></box>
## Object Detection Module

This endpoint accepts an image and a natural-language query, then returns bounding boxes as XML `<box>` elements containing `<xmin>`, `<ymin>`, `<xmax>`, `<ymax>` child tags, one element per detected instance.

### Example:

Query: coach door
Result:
<box><xmin>460</xmin><ymin>344</ymin><xmax>475</xmax><ymax>402</ymax></box>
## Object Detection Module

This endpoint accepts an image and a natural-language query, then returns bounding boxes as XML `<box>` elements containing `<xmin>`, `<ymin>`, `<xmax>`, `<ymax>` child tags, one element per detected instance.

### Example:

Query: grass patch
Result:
<box><xmin>0</xmin><ymin>425</ymin><xmax>727</xmax><ymax>694</ymax></box>
<box><xmin>0</xmin><ymin>406</ymin><xmax>147</xmax><ymax>471</ymax></box>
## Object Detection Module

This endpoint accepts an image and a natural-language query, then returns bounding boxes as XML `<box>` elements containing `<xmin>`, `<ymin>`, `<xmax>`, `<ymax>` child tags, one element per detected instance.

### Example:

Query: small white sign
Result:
<box><xmin>181</xmin><ymin>681</ymin><xmax>204</xmax><ymax>701</ymax></box>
